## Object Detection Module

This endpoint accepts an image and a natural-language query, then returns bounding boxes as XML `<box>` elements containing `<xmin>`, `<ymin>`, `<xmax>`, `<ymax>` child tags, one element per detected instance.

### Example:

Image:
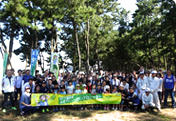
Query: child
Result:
<box><xmin>86</xmin><ymin>81</ymin><xmax>92</xmax><ymax>93</ymax></box>
<box><xmin>91</xmin><ymin>84</ymin><xmax>97</xmax><ymax>110</ymax></box>
<box><xmin>126</xmin><ymin>87</ymin><xmax>140</xmax><ymax>110</ymax></box>
<box><xmin>60</xmin><ymin>87</ymin><xmax>66</xmax><ymax>110</ymax></box>
<box><xmin>121</xmin><ymin>80</ymin><xmax>129</xmax><ymax>92</ymax></box>
<box><xmin>104</xmin><ymin>89</ymin><xmax>110</xmax><ymax>110</ymax></box>
<box><xmin>141</xmin><ymin>88</ymin><xmax>155</xmax><ymax>112</ymax></box>
<box><xmin>81</xmin><ymin>84</ymin><xmax>88</xmax><ymax>110</ymax></box>
<box><xmin>40</xmin><ymin>81</ymin><xmax>49</xmax><ymax>113</ymax></box>
<box><xmin>74</xmin><ymin>84</ymin><xmax>82</xmax><ymax>110</ymax></box>
<box><xmin>112</xmin><ymin>87</ymin><xmax>118</xmax><ymax>110</ymax></box>
<box><xmin>96</xmin><ymin>84</ymin><xmax>103</xmax><ymax>110</ymax></box>
<box><xmin>51</xmin><ymin>82</ymin><xmax>59</xmax><ymax>112</ymax></box>
<box><xmin>66</xmin><ymin>81</ymin><xmax>75</xmax><ymax>94</ymax></box>
<box><xmin>118</xmin><ymin>85</ymin><xmax>127</xmax><ymax>111</ymax></box>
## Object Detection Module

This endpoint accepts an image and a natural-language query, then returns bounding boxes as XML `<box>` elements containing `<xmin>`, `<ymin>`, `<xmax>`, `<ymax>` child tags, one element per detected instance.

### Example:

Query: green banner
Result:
<box><xmin>3</xmin><ymin>53</ymin><xmax>8</xmax><ymax>77</ymax></box>
<box><xmin>50</xmin><ymin>53</ymin><xmax>59</xmax><ymax>79</ymax></box>
<box><xmin>31</xmin><ymin>93</ymin><xmax>121</xmax><ymax>106</ymax></box>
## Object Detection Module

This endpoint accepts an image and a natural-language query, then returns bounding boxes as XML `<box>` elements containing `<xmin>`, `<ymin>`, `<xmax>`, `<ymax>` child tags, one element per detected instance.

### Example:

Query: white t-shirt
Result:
<box><xmin>66</xmin><ymin>85</ymin><xmax>75</xmax><ymax>94</ymax></box>
<box><xmin>120</xmin><ymin>82</ymin><xmax>129</xmax><ymax>91</ymax></box>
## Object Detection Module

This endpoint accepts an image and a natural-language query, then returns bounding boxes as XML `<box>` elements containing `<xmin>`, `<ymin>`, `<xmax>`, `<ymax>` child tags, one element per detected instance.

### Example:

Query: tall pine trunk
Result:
<box><xmin>85</xmin><ymin>20</ymin><xmax>90</xmax><ymax>74</ymax></box>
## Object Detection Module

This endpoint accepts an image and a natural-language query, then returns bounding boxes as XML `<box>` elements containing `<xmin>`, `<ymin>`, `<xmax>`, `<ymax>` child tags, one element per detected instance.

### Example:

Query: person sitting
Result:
<box><xmin>141</xmin><ymin>88</ymin><xmax>155</xmax><ymax>112</ymax></box>
<box><xmin>20</xmin><ymin>87</ymin><xmax>37</xmax><ymax>116</ymax></box>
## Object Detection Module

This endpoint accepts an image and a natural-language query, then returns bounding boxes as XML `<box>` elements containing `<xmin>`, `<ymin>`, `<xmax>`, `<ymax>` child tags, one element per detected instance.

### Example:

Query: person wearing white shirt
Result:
<box><xmin>157</xmin><ymin>73</ymin><xmax>163</xmax><ymax>105</ymax></box>
<box><xmin>141</xmin><ymin>88</ymin><xmax>155</xmax><ymax>110</ymax></box>
<box><xmin>1</xmin><ymin>69</ymin><xmax>17</xmax><ymax>113</ymax></box>
<box><xmin>136</xmin><ymin>72</ymin><xmax>148</xmax><ymax>100</ymax></box>
<box><xmin>14</xmin><ymin>69</ymin><xmax>23</xmax><ymax>102</ymax></box>
<box><xmin>147</xmin><ymin>70</ymin><xmax>160</xmax><ymax>111</ymax></box>
<box><xmin>120</xmin><ymin>80</ymin><xmax>129</xmax><ymax>92</ymax></box>
<box><xmin>22</xmin><ymin>78</ymin><xmax>35</xmax><ymax>94</ymax></box>
<box><xmin>111</xmin><ymin>74</ymin><xmax>120</xmax><ymax>89</ymax></box>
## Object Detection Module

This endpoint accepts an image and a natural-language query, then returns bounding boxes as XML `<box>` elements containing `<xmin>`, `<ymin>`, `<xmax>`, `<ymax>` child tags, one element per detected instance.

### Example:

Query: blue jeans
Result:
<box><xmin>22</xmin><ymin>106</ymin><xmax>37</xmax><ymax>115</ymax></box>
<box><xmin>164</xmin><ymin>89</ymin><xmax>175</xmax><ymax>106</ymax></box>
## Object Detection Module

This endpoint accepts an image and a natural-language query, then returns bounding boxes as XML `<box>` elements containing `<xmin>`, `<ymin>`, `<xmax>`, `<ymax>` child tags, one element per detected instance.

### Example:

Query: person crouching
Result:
<box><xmin>20</xmin><ymin>87</ymin><xmax>37</xmax><ymax>116</ymax></box>
<box><xmin>141</xmin><ymin>88</ymin><xmax>155</xmax><ymax>112</ymax></box>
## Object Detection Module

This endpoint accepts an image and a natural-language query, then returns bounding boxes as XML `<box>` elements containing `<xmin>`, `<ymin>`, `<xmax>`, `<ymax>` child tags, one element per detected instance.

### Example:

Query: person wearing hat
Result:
<box><xmin>14</xmin><ymin>69</ymin><xmax>23</xmax><ymax>103</ymax></box>
<box><xmin>136</xmin><ymin>72</ymin><xmax>148</xmax><ymax>100</ymax></box>
<box><xmin>110</xmin><ymin>74</ymin><xmax>120</xmax><ymax>89</ymax></box>
<box><xmin>141</xmin><ymin>88</ymin><xmax>155</xmax><ymax>111</ymax></box>
<box><xmin>40</xmin><ymin>81</ymin><xmax>49</xmax><ymax>93</ymax></box>
<box><xmin>22</xmin><ymin>78</ymin><xmax>35</xmax><ymax>94</ymax></box>
<box><xmin>147</xmin><ymin>70</ymin><xmax>160</xmax><ymax>111</ymax></box>
<box><xmin>126</xmin><ymin>87</ymin><xmax>140</xmax><ymax>111</ymax></box>
<box><xmin>35</xmin><ymin>75</ymin><xmax>45</xmax><ymax>87</ymax></box>
<box><xmin>163</xmin><ymin>69</ymin><xmax>176</xmax><ymax>108</ymax></box>
<box><xmin>74</xmin><ymin>84</ymin><xmax>82</xmax><ymax>94</ymax></box>
<box><xmin>82</xmin><ymin>84</ymin><xmax>88</xmax><ymax>93</ymax></box>
<box><xmin>20</xmin><ymin>86</ymin><xmax>37</xmax><ymax>116</ymax></box>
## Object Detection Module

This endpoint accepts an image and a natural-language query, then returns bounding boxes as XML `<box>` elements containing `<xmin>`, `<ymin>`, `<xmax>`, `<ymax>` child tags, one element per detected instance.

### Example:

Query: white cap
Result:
<box><xmin>151</xmin><ymin>70</ymin><xmax>157</xmax><ymax>74</ymax></box>
<box><xmin>83</xmin><ymin>84</ymin><xmax>86</xmax><ymax>87</ymax></box>
<box><xmin>145</xmin><ymin>88</ymin><xmax>150</xmax><ymax>92</ymax></box>
<box><xmin>139</xmin><ymin>72</ymin><xmax>144</xmax><ymax>75</ymax></box>
<box><xmin>113</xmin><ymin>74</ymin><xmax>117</xmax><ymax>77</ymax></box>
<box><xmin>120</xmin><ymin>84</ymin><xmax>124</xmax><ymax>87</ymax></box>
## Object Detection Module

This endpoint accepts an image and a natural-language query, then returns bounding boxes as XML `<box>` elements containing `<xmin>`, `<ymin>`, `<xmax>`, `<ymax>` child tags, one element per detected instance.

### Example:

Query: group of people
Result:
<box><xmin>1</xmin><ymin>68</ymin><xmax>176</xmax><ymax>116</ymax></box>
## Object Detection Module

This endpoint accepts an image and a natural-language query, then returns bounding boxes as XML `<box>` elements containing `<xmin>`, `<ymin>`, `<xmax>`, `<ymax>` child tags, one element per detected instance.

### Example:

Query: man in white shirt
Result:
<box><xmin>1</xmin><ymin>69</ymin><xmax>17</xmax><ymax>112</ymax></box>
<box><xmin>147</xmin><ymin>70</ymin><xmax>160</xmax><ymax>111</ymax></box>
<box><xmin>22</xmin><ymin>78</ymin><xmax>35</xmax><ymax>94</ymax></box>
<box><xmin>14</xmin><ymin>69</ymin><xmax>23</xmax><ymax>103</ymax></box>
<box><xmin>120</xmin><ymin>79</ymin><xmax>129</xmax><ymax>92</ymax></box>
<box><xmin>110</xmin><ymin>74</ymin><xmax>120</xmax><ymax>89</ymax></box>
<box><xmin>136</xmin><ymin>72</ymin><xmax>148</xmax><ymax>100</ymax></box>
<box><xmin>141</xmin><ymin>88</ymin><xmax>155</xmax><ymax>110</ymax></box>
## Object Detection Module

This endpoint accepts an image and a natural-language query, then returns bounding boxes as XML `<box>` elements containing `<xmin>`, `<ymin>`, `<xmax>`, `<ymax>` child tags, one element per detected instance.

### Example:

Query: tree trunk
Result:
<box><xmin>7</xmin><ymin>23</ymin><xmax>15</xmax><ymax>69</ymax></box>
<box><xmin>85</xmin><ymin>20</ymin><xmax>90</xmax><ymax>74</ymax></box>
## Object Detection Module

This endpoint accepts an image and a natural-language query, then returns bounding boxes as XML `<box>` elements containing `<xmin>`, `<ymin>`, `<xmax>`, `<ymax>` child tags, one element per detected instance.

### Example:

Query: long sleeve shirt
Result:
<box><xmin>147</xmin><ymin>77</ymin><xmax>159</xmax><ymax>93</ymax></box>
<box><xmin>15</xmin><ymin>75</ymin><xmax>23</xmax><ymax>88</ymax></box>
<box><xmin>142</xmin><ymin>93</ymin><xmax>153</xmax><ymax>105</ymax></box>
<box><xmin>136</xmin><ymin>78</ymin><xmax>147</xmax><ymax>90</ymax></box>
<box><xmin>2</xmin><ymin>76</ymin><xmax>15</xmax><ymax>93</ymax></box>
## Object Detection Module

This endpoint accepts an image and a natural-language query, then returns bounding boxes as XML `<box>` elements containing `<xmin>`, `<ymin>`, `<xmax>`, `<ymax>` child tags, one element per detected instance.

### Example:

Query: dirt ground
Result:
<box><xmin>0</xmin><ymin>95</ymin><xmax>175</xmax><ymax>121</ymax></box>
<box><xmin>0</xmin><ymin>105</ymin><xmax>175</xmax><ymax>121</ymax></box>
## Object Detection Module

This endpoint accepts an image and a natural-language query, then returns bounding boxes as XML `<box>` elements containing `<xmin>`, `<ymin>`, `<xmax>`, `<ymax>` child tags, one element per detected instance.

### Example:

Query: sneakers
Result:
<box><xmin>104</xmin><ymin>107</ymin><xmax>106</xmax><ymax>110</ymax></box>
<box><xmin>12</xmin><ymin>107</ymin><xmax>17</xmax><ymax>110</ymax></box>
<box><xmin>112</xmin><ymin>107</ymin><xmax>115</xmax><ymax>110</ymax></box>
<box><xmin>96</xmin><ymin>107</ymin><xmax>99</xmax><ymax>110</ymax></box>
<box><xmin>53</xmin><ymin>109</ymin><xmax>56</xmax><ymax>112</ymax></box>
<box><xmin>60</xmin><ymin>107</ymin><xmax>62</xmax><ymax>111</ymax></box>
<box><xmin>2</xmin><ymin>109</ymin><xmax>6</xmax><ymax>113</ymax></box>
<box><xmin>63</xmin><ymin>107</ymin><xmax>65</xmax><ymax>110</ymax></box>
<box><xmin>46</xmin><ymin>108</ymin><xmax>49</xmax><ymax>112</ymax></box>
<box><xmin>116</xmin><ymin>108</ymin><xmax>118</xmax><ymax>110</ymax></box>
<box><xmin>42</xmin><ymin>109</ymin><xmax>45</xmax><ymax>113</ymax></box>
<box><xmin>81</xmin><ymin>107</ymin><xmax>84</xmax><ymax>110</ymax></box>
<box><xmin>107</xmin><ymin>107</ymin><xmax>109</xmax><ymax>110</ymax></box>
<box><xmin>55</xmin><ymin>108</ymin><xmax>58</xmax><ymax>112</ymax></box>
<box><xmin>120</xmin><ymin>108</ymin><xmax>123</xmax><ymax>111</ymax></box>
<box><xmin>20</xmin><ymin>111</ymin><xmax>25</xmax><ymax>116</ymax></box>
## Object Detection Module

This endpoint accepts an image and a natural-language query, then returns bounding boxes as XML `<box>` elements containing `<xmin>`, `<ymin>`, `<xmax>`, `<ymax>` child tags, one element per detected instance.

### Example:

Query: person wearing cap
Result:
<box><xmin>126</xmin><ymin>87</ymin><xmax>140</xmax><ymax>111</ymax></box>
<box><xmin>1</xmin><ymin>69</ymin><xmax>17</xmax><ymax>112</ymax></box>
<box><xmin>40</xmin><ymin>81</ymin><xmax>49</xmax><ymax>93</ymax></box>
<box><xmin>14</xmin><ymin>69</ymin><xmax>23</xmax><ymax>103</ymax></box>
<box><xmin>22</xmin><ymin>69</ymin><xmax>33</xmax><ymax>84</ymax></box>
<box><xmin>110</xmin><ymin>74</ymin><xmax>120</xmax><ymax>89</ymax></box>
<box><xmin>22</xmin><ymin>78</ymin><xmax>35</xmax><ymax>94</ymax></box>
<box><xmin>74</xmin><ymin>84</ymin><xmax>82</xmax><ymax>94</ymax></box>
<box><xmin>82</xmin><ymin>84</ymin><xmax>88</xmax><ymax>93</ymax></box>
<box><xmin>163</xmin><ymin>69</ymin><xmax>176</xmax><ymax>108</ymax></box>
<box><xmin>141</xmin><ymin>88</ymin><xmax>155</xmax><ymax>111</ymax></box>
<box><xmin>20</xmin><ymin>87</ymin><xmax>37</xmax><ymax>116</ymax></box>
<box><xmin>136</xmin><ymin>72</ymin><xmax>148</xmax><ymax>100</ymax></box>
<box><xmin>147</xmin><ymin>70</ymin><xmax>160</xmax><ymax>111</ymax></box>
<box><xmin>35</xmin><ymin>75</ymin><xmax>45</xmax><ymax>87</ymax></box>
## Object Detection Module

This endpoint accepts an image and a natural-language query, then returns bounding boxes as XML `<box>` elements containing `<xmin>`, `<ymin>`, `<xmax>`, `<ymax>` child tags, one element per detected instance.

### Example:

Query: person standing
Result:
<box><xmin>22</xmin><ymin>78</ymin><xmax>35</xmax><ymax>94</ymax></box>
<box><xmin>163</xmin><ymin>69</ymin><xmax>176</xmax><ymax>108</ymax></box>
<box><xmin>14</xmin><ymin>69</ymin><xmax>23</xmax><ymax>103</ymax></box>
<box><xmin>1</xmin><ymin>69</ymin><xmax>17</xmax><ymax>112</ymax></box>
<box><xmin>22</xmin><ymin>70</ymin><xmax>33</xmax><ymax>84</ymax></box>
<box><xmin>147</xmin><ymin>70</ymin><xmax>160</xmax><ymax>111</ymax></box>
<box><xmin>136</xmin><ymin>72</ymin><xmax>148</xmax><ymax>100</ymax></box>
